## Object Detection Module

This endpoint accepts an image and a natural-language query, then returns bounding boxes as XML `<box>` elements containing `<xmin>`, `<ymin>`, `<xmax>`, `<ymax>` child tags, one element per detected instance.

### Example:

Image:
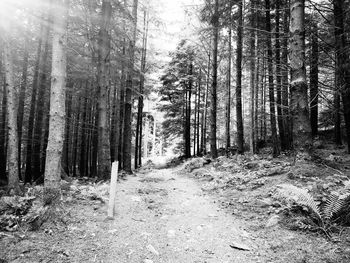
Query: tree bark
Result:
<box><xmin>289</xmin><ymin>0</ymin><xmax>312</xmax><ymax>151</ymax></box>
<box><xmin>226</xmin><ymin>10</ymin><xmax>232</xmax><ymax>153</ymax></box>
<box><xmin>333</xmin><ymin>0</ymin><xmax>350</xmax><ymax>153</ymax></box>
<box><xmin>32</xmin><ymin>15</ymin><xmax>51</xmax><ymax>182</ymax></box>
<box><xmin>25</xmin><ymin>20</ymin><xmax>44</xmax><ymax>184</ymax></box>
<box><xmin>266</xmin><ymin>0</ymin><xmax>280</xmax><ymax>157</ymax></box>
<box><xmin>275</xmin><ymin>0</ymin><xmax>284</xmax><ymax>152</ymax></box>
<box><xmin>18</xmin><ymin>36</ymin><xmax>29</xmax><ymax>179</ymax></box>
<box><xmin>309</xmin><ymin>20</ymin><xmax>319</xmax><ymax>138</ymax></box>
<box><xmin>282</xmin><ymin>1</ymin><xmax>291</xmax><ymax>150</ymax></box>
<box><xmin>97</xmin><ymin>0</ymin><xmax>112</xmax><ymax>179</ymax></box>
<box><xmin>123</xmin><ymin>0</ymin><xmax>138</xmax><ymax>173</ymax></box>
<box><xmin>236</xmin><ymin>0</ymin><xmax>244</xmax><ymax>154</ymax></box>
<box><xmin>44</xmin><ymin>0</ymin><xmax>68</xmax><ymax>204</ymax></box>
<box><xmin>3</xmin><ymin>21</ymin><xmax>21</xmax><ymax>194</ymax></box>
<box><xmin>0</xmin><ymin>49</ymin><xmax>7</xmax><ymax>183</ymax></box>
<box><xmin>249</xmin><ymin>0</ymin><xmax>256</xmax><ymax>154</ymax></box>
<box><xmin>210</xmin><ymin>0</ymin><xmax>219</xmax><ymax>158</ymax></box>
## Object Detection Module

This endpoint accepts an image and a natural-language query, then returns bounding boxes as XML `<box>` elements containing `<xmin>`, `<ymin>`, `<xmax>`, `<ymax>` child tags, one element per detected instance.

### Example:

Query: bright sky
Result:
<box><xmin>152</xmin><ymin>0</ymin><xmax>202</xmax><ymax>54</ymax></box>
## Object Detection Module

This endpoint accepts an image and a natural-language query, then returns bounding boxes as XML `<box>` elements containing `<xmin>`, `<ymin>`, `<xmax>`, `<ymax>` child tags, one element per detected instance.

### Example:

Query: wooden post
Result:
<box><xmin>107</xmin><ymin>161</ymin><xmax>118</xmax><ymax>219</ymax></box>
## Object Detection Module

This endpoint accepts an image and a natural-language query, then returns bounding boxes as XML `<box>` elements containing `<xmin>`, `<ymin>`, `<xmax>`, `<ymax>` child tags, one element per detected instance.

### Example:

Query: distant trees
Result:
<box><xmin>159</xmin><ymin>0</ymin><xmax>350</xmax><ymax>158</ymax></box>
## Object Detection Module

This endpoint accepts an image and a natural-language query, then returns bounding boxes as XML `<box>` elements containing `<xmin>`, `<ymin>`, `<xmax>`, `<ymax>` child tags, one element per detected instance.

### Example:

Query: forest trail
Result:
<box><xmin>104</xmin><ymin>167</ymin><xmax>257</xmax><ymax>263</ymax></box>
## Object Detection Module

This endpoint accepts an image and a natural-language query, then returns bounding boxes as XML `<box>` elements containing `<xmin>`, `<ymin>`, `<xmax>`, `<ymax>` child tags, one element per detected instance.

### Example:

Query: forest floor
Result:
<box><xmin>1</xmin><ymin>145</ymin><xmax>350</xmax><ymax>262</ymax></box>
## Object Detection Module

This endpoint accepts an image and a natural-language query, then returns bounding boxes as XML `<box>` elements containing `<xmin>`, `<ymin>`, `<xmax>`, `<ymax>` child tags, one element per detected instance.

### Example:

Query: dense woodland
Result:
<box><xmin>0</xmin><ymin>0</ymin><xmax>349</xmax><ymax>204</ymax></box>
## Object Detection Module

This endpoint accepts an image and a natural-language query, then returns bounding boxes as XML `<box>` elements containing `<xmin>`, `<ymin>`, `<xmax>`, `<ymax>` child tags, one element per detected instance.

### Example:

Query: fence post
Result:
<box><xmin>107</xmin><ymin>161</ymin><xmax>119</xmax><ymax>219</ymax></box>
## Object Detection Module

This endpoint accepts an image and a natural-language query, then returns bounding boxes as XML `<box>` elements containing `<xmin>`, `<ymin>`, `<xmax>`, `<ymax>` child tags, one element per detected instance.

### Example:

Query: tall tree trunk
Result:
<box><xmin>310</xmin><ymin>20</ymin><xmax>319</xmax><ymax>138</ymax></box>
<box><xmin>123</xmin><ymin>0</ymin><xmax>138</xmax><ymax>173</ymax></box>
<box><xmin>249</xmin><ymin>0</ymin><xmax>256</xmax><ymax>154</ymax></box>
<box><xmin>225</xmin><ymin>15</ymin><xmax>232</xmax><ymax>153</ymax></box>
<box><xmin>289</xmin><ymin>0</ymin><xmax>312</xmax><ymax>152</ymax></box>
<box><xmin>266</xmin><ymin>0</ymin><xmax>280</xmax><ymax>157</ymax></box>
<box><xmin>152</xmin><ymin>117</ymin><xmax>157</xmax><ymax>156</ymax></box>
<box><xmin>97</xmin><ymin>0</ymin><xmax>112</xmax><ymax>179</ymax></box>
<box><xmin>196</xmin><ymin>72</ymin><xmax>201</xmax><ymax>155</ymax></box>
<box><xmin>282</xmin><ymin>1</ymin><xmax>291</xmax><ymax>150</ymax></box>
<box><xmin>18</xmin><ymin>36</ymin><xmax>29</xmax><ymax>179</ymax></box>
<box><xmin>275</xmin><ymin>0</ymin><xmax>285</xmax><ymax>152</ymax></box>
<box><xmin>135</xmin><ymin>9</ymin><xmax>148</xmax><ymax>168</ymax></box>
<box><xmin>334</xmin><ymin>70</ymin><xmax>342</xmax><ymax>145</ymax></box>
<box><xmin>25</xmin><ymin>20</ymin><xmax>44</xmax><ymax>184</ymax></box>
<box><xmin>201</xmin><ymin>53</ymin><xmax>210</xmax><ymax>155</ymax></box>
<box><xmin>44</xmin><ymin>0</ymin><xmax>68</xmax><ymax>204</ymax></box>
<box><xmin>62</xmin><ymin>83</ymin><xmax>73</xmax><ymax>176</ymax></box>
<box><xmin>72</xmin><ymin>96</ymin><xmax>81</xmax><ymax>177</ymax></box>
<box><xmin>3</xmin><ymin>21</ymin><xmax>20</xmax><ymax>194</ymax></box>
<box><xmin>185</xmin><ymin>64</ymin><xmax>192</xmax><ymax>158</ymax></box>
<box><xmin>32</xmin><ymin>17</ymin><xmax>51</xmax><ymax>182</ymax></box>
<box><xmin>79</xmin><ymin>83</ymin><xmax>89</xmax><ymax>177</ymax></box>
<box><xmin>144</xmin><ymin>116</ymin><xmax>149</xmax><ymax>159</ymax></box>
<box><xmin>210</xmin><ymin>0</ymin><xmax>219</xmax><ymax>158</ymax></box>
<box><xmin>334</xmin><ymin>0</ymin><xmax>350</xmax><ymax>153</ymax></box>
<box><xmin>236</xmin><ymin>0</ymin><xmax>244</xmax><ymax>154</ymax></box>
<box><xmin>0</xmin><ymin>49</ymin><xmax>7</xmax><ymax>183</ymax></box>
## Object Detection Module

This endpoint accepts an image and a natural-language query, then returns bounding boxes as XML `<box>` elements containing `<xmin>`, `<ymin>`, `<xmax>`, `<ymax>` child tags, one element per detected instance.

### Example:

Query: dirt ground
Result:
<box><xmin>1</xmin><ymin>152</ymin><xmax>350</xmax><ymax>263</ymax></box>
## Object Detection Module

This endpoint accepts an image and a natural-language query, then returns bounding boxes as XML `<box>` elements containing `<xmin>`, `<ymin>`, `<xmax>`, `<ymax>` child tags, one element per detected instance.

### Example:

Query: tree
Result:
<box><xmin>97</xmin><ymin>0</ymin><xmax>112</xmax><ymax>179</ymax></box>
<box><xmin>123</xmin><ymin>0</ymin><xmax>138</xmax><ymax>173</ymax></box>
<box><xmin>309</xmin><ymin>19</ymin><xmax>319</xmax><ymax>138</ymax></box>
<box><xmin>333</xmin><ymin>0</ymin><xmax>350</xmax><ymax>153</ymax></box>
<box><xmin>266</xmin><ymin>0</ymin><xmax>279</xmax><ymax>156</ymax></box>
<box><xmin>2</xmin><ymin>17</ymin><xmax>21</xmax><ymax>194</ymax></box>
<box><xmin>236</xmin><ymin>0</ymin><xmax>244</xmax><ymax>154</ymax></box>
<box><xmin>225</xmin><ymin>3</ymin><xmax>232</xmax><ymax>153</ymax></box>
<box><xmin>289</xmin><ymin>0</ymin><xmax>312</xmax><ymax>152</ymax></box>
<box><xmin>44</xmin><ymin>0</ymin><xmax>69</xmax><ymax>204</ymax></box>
<box><xmin>209</xmin><ymin>0</ymin><xmax>219</xmax><ymax>158</ymax></box>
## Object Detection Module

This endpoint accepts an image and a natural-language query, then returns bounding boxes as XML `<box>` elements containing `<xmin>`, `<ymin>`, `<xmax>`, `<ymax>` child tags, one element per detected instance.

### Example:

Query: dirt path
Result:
<box><xmin>2</xmin><ymin>166</ymin><xmax>259</xmax><ymax>263</ymax></box>
<box><xmin>100</xmin><ymin>167</ymin><xmax>258</xmax><ymax>263</ymax></box>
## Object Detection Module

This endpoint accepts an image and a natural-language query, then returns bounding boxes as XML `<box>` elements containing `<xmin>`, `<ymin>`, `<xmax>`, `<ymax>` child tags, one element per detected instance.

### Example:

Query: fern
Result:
<box><xmin>276</xmin><ymin>183</ymin><xmax>350</xmax><ymax>238</ymax></box>
<box><xmin>277</xmin><ymin>184</ymin><xmax>322</xmax><ymax>222</ymax></box>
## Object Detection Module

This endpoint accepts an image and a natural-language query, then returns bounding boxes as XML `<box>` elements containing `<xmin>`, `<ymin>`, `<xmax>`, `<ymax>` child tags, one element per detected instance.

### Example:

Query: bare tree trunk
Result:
<box><xmin>210</xmin><ymin>0</ymin><xmax>219</xmax><ymax>158</ymax></box>
<box><xmin>249</xmin><ymin>0</ymin><xmax>256</xmax><ymax>154</ymax></box>
<box><xmin>32</xmin><ymin>16</ymin><xmax>51</xmax><ymax>182</ymax></box>
<box><xmin>334</xmin><ymin>0</ymin><xmax>350</xmax><ymax>153</ymax></box>
<box><xmin>79</xmin><ymin>83</ymin><xmax>89</xmax><ymax>177</ymax></box>
<box><xmin>310</xmin><ymin>20</ymin><xmax>319</xmax><ymax>138</ymax></box>
<box><xmin>289</xmin><ymin>0</ymin><xmax>312</xmax><ymax>152</ymax></box>
<box><xmin>152</xmin><ymin>117</ymin><xmax>157</xmax><ymax>156</ymax></box>
<box><xmin>3</xmin><ymin>21</ymin><xmax>20</xmax><ymax>194</ymax></box>
<box><xmin>225</xmin><ymin>12</ymin><xmax>232</xmax><ymax>153</ymax></box>
<box><xmin>144</xmin><ymin>116</ymin><xmax>149</xmax><ymax>159</ymax></box>
<box><xmin>275</xmin><ymin>0</ymin><xmax>284</xmax><ymax>151</ymax></box>
<box><xmin>185</xmin><ymin>64</ymin><xmax>192</xmax><ymax>158</ymax></box>
<box><xmin>0</xmin><ymin>50</ymin><xmax>7</xmax><ymax>183</ymax></box>
<box><xmin>266</xmin><ymin>0</ymin><xmax>280</xmax><ymax>157</ymax></box>
<box><xmin>201</xmin><ymin>54</ymin><xmax>210</xmax><ymax>155</ymax></box>
<box><xmin>18</xmin><ymin>36</ymin><xmax>29</xmax><ymax>179</ymax></box>
<box><xmin>44</xmin><ymin>0</ymin><xmax>68</xmax><ymax>204</ymax></box>
<box><xmin>334</xmin><ymin>70</ymin><xmax>342</xmax><ymax>145</ymax></box>
<box><xmin>282</xmin><ymin>1</ymin><xmax>291</xmax><ymax>150</ymax></box>
<box><xmin>135</xmin><ymin>9</ymin><xmax>148</xmax><ymax>168</ymax></box>
<box><xmin>196</xmin><ymin>72</ymin><xmax>201</xmax><ymax>155</ymax></box>
<box><xmin>236</xmin><ymin>0</ymin><xmax>244</xmax><ymax>154</ymax></box>
<box><xmin>123</xmin><ymin>0</ymin><xmax>138</xmax><ymax>173</ymax></box>
<box><xmin>97</xmin><ymin>0</ymin><xmax>112</xmax><ymax>179</ymax></box>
